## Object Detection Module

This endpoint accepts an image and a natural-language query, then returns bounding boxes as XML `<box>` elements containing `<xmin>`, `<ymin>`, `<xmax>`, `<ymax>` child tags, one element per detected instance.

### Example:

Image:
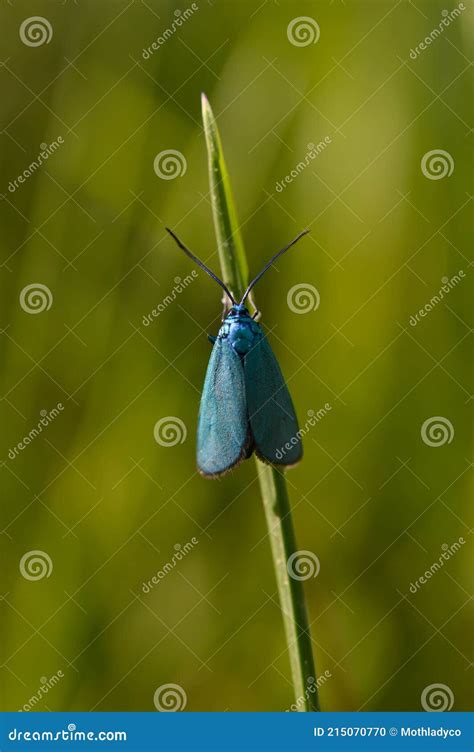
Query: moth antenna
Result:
<box><xmin>239</xmin><ymin>230</ymin><xmax>309</xmax><ymax>305</ymax></box>
<box><xmin>166</xmin><ymin>228</ymin><xmax>236</xmax><ymax>305</ymax></box>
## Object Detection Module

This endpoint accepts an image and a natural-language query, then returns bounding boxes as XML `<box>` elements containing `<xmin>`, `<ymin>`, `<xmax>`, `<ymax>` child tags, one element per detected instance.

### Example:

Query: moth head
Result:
<box><xmin>229</xmin><ymin>304</ymin><xmax>250</xmax><ymax>316</ymax></box>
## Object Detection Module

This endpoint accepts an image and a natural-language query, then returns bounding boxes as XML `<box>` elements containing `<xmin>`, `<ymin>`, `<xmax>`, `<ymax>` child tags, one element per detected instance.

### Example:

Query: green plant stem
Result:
<box><xmin>202</xmin><ymin>93</ymin><xmax>319</xmax><ymax>712</ymax></box>
<box><xmin>201</xmin><ymin>94</ymin><xmax>248</xmax><ymax>301</ymax></box>
<box><xmin>257</xmin><ymin>464</ymin><xmax>319</xmax><ymax>711</ymax></box>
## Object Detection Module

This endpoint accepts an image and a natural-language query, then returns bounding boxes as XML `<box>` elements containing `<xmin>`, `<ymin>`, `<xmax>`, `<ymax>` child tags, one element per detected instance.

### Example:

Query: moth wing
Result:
<box><xmin>197</xmin><ymin>337</ymin><xmax>249</xmax><ymax>477</ymax></box>
<box><xmin>245</xmin><ymin>334</ymin><xmax>302</xmax><ymax>466</ymax></box>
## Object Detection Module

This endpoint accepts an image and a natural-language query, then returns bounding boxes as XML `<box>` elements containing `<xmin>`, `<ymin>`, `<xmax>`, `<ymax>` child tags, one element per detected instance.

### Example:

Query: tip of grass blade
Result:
<box><xmin>201</xmin><ymin>94</ymin><xmax>248</xmax><ymax>300</ymax></box>
<box><xmin>201</xmin><ymin>92</ymin><xmax>213</xmax><ymax>128</ymax></box>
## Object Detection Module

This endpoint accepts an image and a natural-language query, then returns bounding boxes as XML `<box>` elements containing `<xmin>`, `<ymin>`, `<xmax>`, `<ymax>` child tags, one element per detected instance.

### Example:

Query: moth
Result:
<box><xmin>166</xmin><ymin>228</ymin><xmax>308</xmax><ymax>477</ymax></box>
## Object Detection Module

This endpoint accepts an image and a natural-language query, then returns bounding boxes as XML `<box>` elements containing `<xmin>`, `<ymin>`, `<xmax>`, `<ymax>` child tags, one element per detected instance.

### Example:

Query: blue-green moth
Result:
<box><xmin>166</xmin><ymin>228</ymin><xmax>308</xmax><ymax>478</ymax></box>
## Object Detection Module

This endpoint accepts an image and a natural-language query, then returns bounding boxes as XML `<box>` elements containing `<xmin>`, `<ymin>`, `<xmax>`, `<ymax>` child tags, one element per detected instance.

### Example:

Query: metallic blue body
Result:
<box><xmin>217</xmin><ymin>304</ymin><xmax>261</xmax><ymax>356</ymax></box>
<box><xmin>197</xmin><ymin>305</ymin><xmax>302</xmax><ymax>477</ymax></box>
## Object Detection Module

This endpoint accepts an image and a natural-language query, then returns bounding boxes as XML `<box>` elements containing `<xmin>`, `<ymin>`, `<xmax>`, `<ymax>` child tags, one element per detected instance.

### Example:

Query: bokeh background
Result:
<box><xmin>1</xmin><ymin>0</ymin><xmax>472</xmax><ymax>713</ymax></box>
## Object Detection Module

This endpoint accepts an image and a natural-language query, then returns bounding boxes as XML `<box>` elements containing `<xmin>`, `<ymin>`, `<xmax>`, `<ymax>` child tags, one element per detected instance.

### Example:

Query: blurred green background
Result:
<box><xmin>1</xmin><ymin>0</ymin><xmax>472</xmax><ymax>713</ymax></box>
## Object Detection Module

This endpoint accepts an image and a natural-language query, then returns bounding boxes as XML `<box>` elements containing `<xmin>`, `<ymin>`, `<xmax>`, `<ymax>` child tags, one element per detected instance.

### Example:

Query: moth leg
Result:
<box><xmin>221</xmin><ymin>303</ymin><xmax>232</xmax><ymax>321</ymax></box>
<box><xmin>222</xmin><ymin>295</ymin><xmax>231</xmax><ymax>321</ymax></box>
<box><xmin>207</xmin><ymin>334</ymin><xmax>217</xmax><ymax>345</ymax></box>
<box><xmin>248</xmin><ymin>290</ymin><xmax>261</xmax><ymax>320</ymax></box>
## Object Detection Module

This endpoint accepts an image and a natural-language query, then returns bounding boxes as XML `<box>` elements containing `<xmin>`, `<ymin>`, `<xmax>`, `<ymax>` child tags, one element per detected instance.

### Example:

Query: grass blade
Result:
<box><xmin>201</xmin><ymin>94</ymin><xmax>248</xmax><ymax>301</ymax></box>
<box><xmin>201</xmin><ymin>92</ymin><xmax>320</xmax><ymax>712</ymax></box>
